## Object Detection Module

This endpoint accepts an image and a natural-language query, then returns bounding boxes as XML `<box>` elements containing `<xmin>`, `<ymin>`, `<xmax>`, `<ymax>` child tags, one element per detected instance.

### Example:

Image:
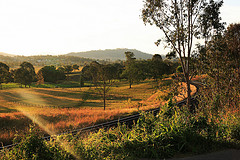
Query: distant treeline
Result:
<box><xmin>0</xmin><ymin>55</ymin><xmax>105</xmax><ymax>68</ymax></box>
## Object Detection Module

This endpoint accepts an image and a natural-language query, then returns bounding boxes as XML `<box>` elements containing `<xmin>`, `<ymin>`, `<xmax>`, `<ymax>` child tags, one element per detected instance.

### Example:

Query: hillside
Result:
<box><xmin>0</xmin><ymin>55</ymin><xmax>103</xmax><ymax>68</ymax></box>
<box><xmin>0</xmin><ymin>52</ymin><xmax>15</xmax><ymax>57</ymax></box>
<box><xmin>66</xmin><ymin>48</ymin><xmax>153</xmax><ymax>61</ymax></box>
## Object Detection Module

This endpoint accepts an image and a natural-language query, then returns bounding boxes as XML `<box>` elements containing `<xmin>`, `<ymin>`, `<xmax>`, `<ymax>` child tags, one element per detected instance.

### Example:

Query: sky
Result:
<box><xmin>0</xmin><ymin>0</ymin><xmax>239</xmax><ymax>56</ymax></box>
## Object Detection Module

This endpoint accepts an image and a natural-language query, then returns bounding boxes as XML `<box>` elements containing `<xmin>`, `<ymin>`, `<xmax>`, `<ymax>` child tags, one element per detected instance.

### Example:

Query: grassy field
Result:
<box><xmin>0</xmin><ymin>80</ymin><xmax>155</xmax><ymax>145</ymax></box>
<box><xmin>0</xmin><ymin>79</ymin><xmax>196</xmax><ymax>146</ymax></box>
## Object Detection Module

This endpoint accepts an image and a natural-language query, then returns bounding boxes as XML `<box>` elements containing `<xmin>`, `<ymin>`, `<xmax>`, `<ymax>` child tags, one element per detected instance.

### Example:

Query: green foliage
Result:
<box><xmin>13</xmin><ymin>62</ymin><xmax>36</xmax><ymax>87</ymax></box>
<box><xmin>150</xmin><ymin>54</ymin><xmax>170</xmax><ymax>82</ymax></box>
<box><xmin>38</xmin><ymin>66</ymin><xmax>66</xmax><ymax>83</ymax></box>
<box><xmin>142</xmin><ymin>0</ymin><xmax>225</xmax><ymax>109</ymax></box>
<box><xmin>176</xmin><ymin>65</ymin><xmax>183</xmax><ymax>73</ymax></box>
<box><xmin>0</xmin><ymin>62</ymin><xmax>10</xmax><ymax>89</ymax></box>
<box><xmin>231</xmin><ymin>125</ymin><xmax>240</xmax><ymax>141</ymax></box>
<box><xmin>1</xmin><ymin>126</ymin><xmax>72</xmax><ymax>160</ymax></box>
<box><xmin>122</xmin><ymin>52</ymin><xmax>149</xmax><ymax>88</ymax></box>
<box><xmin>73</xmin><ymin>105</ymin><xmax>240</xmax><ymax>159</ymax></box>
<box><xmin>64</xmin><ymin>65</ymin><xmax>73</xmax><ymax>74</ymax></box>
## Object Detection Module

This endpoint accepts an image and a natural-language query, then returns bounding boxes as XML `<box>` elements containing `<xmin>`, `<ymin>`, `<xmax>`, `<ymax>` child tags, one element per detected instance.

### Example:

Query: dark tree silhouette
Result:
<box><xmin>14</xmin><ymin>62</ymin><xmax>36</xmax><ymax>87</ymax></box>
<box><xmin>0</xmin><ymin>62</ymin><xmax>10</xmax><ymax>89</ymax></box>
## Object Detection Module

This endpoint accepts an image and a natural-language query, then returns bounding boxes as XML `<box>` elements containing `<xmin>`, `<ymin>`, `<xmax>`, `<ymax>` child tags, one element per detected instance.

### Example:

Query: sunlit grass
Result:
<box><xmin>0</xmin><ymin>79</ymin><xmax>195</xmax><ymax>146</ymax></box>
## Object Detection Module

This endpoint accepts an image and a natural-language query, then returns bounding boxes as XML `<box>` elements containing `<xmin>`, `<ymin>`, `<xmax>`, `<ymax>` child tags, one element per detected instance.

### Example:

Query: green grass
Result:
<box><xmin>1</xmin><ymin>83</ymin><xmax>21</xmax><ymax>89</ymax></box>
<box><xmin>31</xmin><ymin>81</ymin><xmax>83</xmax><ymax>88</ymax></box>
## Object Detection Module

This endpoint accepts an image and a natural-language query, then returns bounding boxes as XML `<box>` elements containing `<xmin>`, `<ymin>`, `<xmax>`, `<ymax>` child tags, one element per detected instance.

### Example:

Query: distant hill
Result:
<box><xmin>0</xmin><ymin>55</ymin><xmax>104</xmax><ymax>68</ymax></box>
<box><xmin>66</xmin><ymin>48</ymin><xmax>153</xmax><ymax>61</ymax></box>
<box><xmin>0</xmin><ymin>52</ymin><xmax>15</xmax><ymax>57</ymax></box>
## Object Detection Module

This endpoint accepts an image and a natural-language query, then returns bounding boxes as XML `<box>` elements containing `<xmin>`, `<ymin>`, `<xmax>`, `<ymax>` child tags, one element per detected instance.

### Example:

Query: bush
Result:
<box><xmin>1</xmin><ymin>126</ymin><xmax>73</xmax><ymax>160</ymax></box>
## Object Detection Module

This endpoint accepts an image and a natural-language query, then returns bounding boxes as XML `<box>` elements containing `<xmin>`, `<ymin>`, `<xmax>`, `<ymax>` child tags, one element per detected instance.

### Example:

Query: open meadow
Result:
<box><xmin>0</xmin><ymin>79</ymin><xmax>196</xmax><ymax>146</ymax></box>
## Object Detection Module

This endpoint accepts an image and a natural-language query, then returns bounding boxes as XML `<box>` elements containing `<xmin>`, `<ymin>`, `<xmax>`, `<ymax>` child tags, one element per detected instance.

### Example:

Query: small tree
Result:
<box><xmin>88</xmin><ymin>62</ymin><xmax>115</xmax><ymax>110</ymax></box>
<box><xmin>150</xmin><ymin>54</ymin><xmax>166</xmax><ymax>83</ymax></box>
<box><xmin>122</xmin><ymin>52</ymin><xmax>147</xmax><ymax>88</ymax></box>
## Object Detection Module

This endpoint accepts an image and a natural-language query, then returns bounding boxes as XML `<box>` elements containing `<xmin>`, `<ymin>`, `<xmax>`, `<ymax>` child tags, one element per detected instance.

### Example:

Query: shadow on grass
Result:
<box><xmin>34</xmin><ymin>88</ymin><xmax>81</xmax><ymax>97</ymax></box>
<box><xmin>0</xmin><ymin>106</ymin><xmax>18</xmax><ymax>113</ymax></box>
<box><xmin>107</xmin><ymin>95</ymin><xmax>142</xmax><ymax>101</ymax></box>
<box><xmin>0</xmin><ymin>116</ymin><xmax>31</xmax><ymax>129</ymax></box>
<box><xmin>39</xmin><ymin>114</ymin><xmax>70</xmax><ymax>122</ymax></box>
<box><xmin>75</xmin><ymin>101</ymin><xmax>103</xmax><ymax>108</ymax></box>
<box><xmin>0</xmin><ymin>92</ymin><xmax>22</xmax><ymax>102</ymax></box>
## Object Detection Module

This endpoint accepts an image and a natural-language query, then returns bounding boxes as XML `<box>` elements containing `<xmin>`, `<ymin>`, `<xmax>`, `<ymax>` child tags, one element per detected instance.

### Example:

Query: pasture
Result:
<box><xmin>0</xmin><ymin>80</ymin><xmax>156</xmax><ymax>145</ymax></box>
<box><xmin>0</xmin><ymin>79</ymin><xmax>196</xmax><ymax>146</ymax></box>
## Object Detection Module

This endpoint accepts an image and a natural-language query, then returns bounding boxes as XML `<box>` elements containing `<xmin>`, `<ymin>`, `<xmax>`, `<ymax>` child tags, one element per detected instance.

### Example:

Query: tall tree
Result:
<box><xmin>122</xmin><ymin>52</ymin><xmax>147</xmax><ymax>88</ymax></box>
<box><xmin>142</xmin><ymin>0</ymin><xmax>224</xmax><ymax>108</ymax></box>
<box><xmin>150</xmin><ymin>54</ymin><xmax>166</xmax><ymax>83</ymax></box>
<box><xmin>0</xmin><ymin>62</ymin><xmax>10</xmax><ymax>89</ymax></box>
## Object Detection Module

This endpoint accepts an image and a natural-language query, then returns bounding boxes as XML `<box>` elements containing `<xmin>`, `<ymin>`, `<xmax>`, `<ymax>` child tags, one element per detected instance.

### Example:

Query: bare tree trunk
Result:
<box><xmin>103</xmin><ymin>81</ymin><xmax>106</xmax><ymax>110</ymax></box>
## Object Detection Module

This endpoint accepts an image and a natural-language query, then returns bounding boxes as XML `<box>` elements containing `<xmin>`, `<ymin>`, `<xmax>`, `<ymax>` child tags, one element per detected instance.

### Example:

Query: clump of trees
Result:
<box><xmin>0</xmin><ymin>61</ymin><xmax>37</xmax><ymax>88</ymax></box>
<box><xmin>13</xmin><ymin>62</ymin><xmax>36</xmax><ymax>88</ymax></box>
<box><xmin>37</xmin><ymin>66</ymin><xmax>66</xmax><ymax>83</ymax></box>
<box><xmin>36</xmin><ymin>64</ymin><xmax>80</xmax><ymax>83</ymax></box>
<box><xmin>0</xmin><ymin>62</ymin><xmax>84</xmax><ymax>87</ymax></box>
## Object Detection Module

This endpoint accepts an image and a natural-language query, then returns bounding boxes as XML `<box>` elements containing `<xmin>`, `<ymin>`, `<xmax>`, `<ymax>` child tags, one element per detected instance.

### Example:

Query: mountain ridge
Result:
<box><xmin>66</xmin><ymin>48</ymin><xmax>153</xmax><ymax>61</ymax></box>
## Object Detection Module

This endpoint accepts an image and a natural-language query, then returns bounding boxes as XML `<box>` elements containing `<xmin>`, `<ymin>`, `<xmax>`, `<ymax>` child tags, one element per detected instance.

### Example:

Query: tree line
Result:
<box><xmin>0</xmin><ymin>62</ymin><xmax>81</xmax><ymax>88</ymax></box>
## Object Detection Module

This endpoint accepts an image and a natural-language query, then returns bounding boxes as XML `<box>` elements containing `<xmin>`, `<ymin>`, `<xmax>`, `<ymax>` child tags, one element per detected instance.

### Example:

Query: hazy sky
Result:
<box><xmin>0</xmin><ymin>0</ymin><xmax>239</xmax><ymax>56</ymax></box>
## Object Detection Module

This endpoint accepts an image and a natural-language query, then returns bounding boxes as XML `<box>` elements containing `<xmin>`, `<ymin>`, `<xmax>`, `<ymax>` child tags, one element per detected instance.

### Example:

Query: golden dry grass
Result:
<box><xmin>0</xmin><ymin>80</ymin><xmax>195</xmax><ymax>145</ymax></box>
<box><xmin>0</xmin><ymin>81</ymin><xmax>155</xmax><ymax>145</ymax></box>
